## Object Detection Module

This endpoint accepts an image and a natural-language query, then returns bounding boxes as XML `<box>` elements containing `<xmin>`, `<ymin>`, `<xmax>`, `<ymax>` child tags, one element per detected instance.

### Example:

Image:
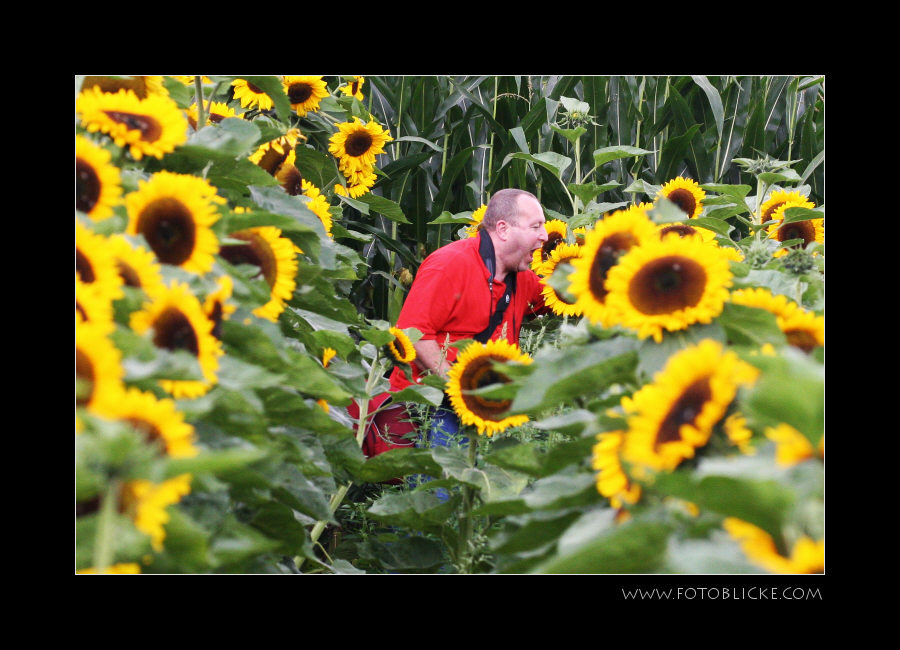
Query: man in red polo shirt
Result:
<box><xmin>388</xmin><ymin>188</ymin><xmax>549</xmax><ymax>455</ymax></box>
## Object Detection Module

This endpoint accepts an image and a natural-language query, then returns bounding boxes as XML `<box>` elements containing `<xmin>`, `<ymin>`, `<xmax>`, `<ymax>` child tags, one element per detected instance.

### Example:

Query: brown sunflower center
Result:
<box><xmin>209</xmin><ymin>111</ymin><xmax>227</xmax><ymax>124</ymax></box>
<box><xmin>208</xmin><ymin>301</ymin><xmax>224</xmax><ymax>339</ymax></box>
<box><xmin>76</xmin><ymin>249</ymin><xmax>95</xmax><ymax>283</ymax></box>
<box><xmin>75</xmin><ymin>348</ymin><xmax>94</xmax><ymax>407</ymax></box>
<box><xmin>76</xmin><ymin>158</ymin><xmax>101</xmax><ymax>214</ymax></box>
<box><xmin>777</xmin><ymin>222</ymin><xmax>815</xmax><ymax>247</ymax></box>
<box><xmin>126</xmin><ymin>417</ymin><xmax>163</xmax><ymax>448</ymax></box>
<box><xmin>784</xmin><ymin>329</ymin><xmax>819</xmax><ymax>353</ymax></box>
<box><xmin>137</xmin><ymin>198</ymin><xmax>197</xmax><ymax>266</ymax></box>
<box><xmin>666</xmin><ymin>188</ymin><xmax>698</xmax><ymax>218</ymax></box>
<box><xmin>657</xmin><ymin>378</ymin><xmax>712</xmax><ymax>446</ymax></box>
<box><xmin>76</xmin><ymin>301</ymin><xmax>88</xmax><ymax>322</ymax></box>
<box><xmin>221</xmin><ymin>232</ymin><xmax>277</xmax><ymax>287</ymax></box>
<box><xmin>287</xmin><ymin>82</ymin><xmax>313</xmax><ymax>104</ymax></box>
<box><xmin>660</xmin><ymin>224</ymin><xmax>697</xmax><ymax>238</ymax></box>
<box><xmin>83</xmin><ymin>76</ymin><xmax>151</xmax><ymax>99</ymax></box>
<box><xmin>588</xmin><ymin>232</ymin><xmax>638</xmax><ymax>301</ymax></box>
<box><xmin>116</xmin><ymin>260</ymin><xmax>142</xmax><ymax>288</ymax></box>
<box><xmin>345</xmin><ymin>131</ymin><xmax>373</xmax><ymax>157</ymax></box>
<box><xmin>103</xmin><ymin>110</ymin><xmax>163</xmax><ymax>143</ymax></box>
<box><xmin>541</xmin><ymin>232</ymin><xmax>564</xmax><ymax>260</ymax></box>
<box><xmin>762</xmin><ymin>201</ymin><xmax>786</xmax><ymax>223</ymax></box>
<box><xmin>257</xmin><ymin>146</ymin><xmax>291</xmax><ymax>176</ymax></box>
<box><xmin>460</xmin><ymin>356</ymin><xmax>512</xmax><ymax>417</ymax></box>
<box><xmin>278</xmin><ymin>165</ymin><xmax>304</xmax><ymax>196</ymax></box>
<box><xmin>247</xmin><ymin>82</ymin><xmax>264</xmax><ymax>94</ymax></box>
<box><xmin>628</xmin><ymin>255</ymin><xmax>707</xmax><ymax>315</ymax></box>
<box><xmin>152</xmin><ymin>307</ymin><xmax>199</xmax><ymax>356</ymax></box>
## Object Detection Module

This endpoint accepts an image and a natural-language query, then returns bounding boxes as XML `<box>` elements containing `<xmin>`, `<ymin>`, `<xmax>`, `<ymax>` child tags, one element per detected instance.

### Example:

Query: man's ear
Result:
<box><xmin>495</xmin><ymin>219</ymin><xmax>511</xmax><ymax>240</ymax></box>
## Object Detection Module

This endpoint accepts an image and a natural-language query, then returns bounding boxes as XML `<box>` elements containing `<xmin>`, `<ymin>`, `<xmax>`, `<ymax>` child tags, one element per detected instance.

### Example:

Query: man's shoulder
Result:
<box><xmin>421</xmin><ymin>237</ymin><xmax>479</xmax><ymax>269</ymax></box>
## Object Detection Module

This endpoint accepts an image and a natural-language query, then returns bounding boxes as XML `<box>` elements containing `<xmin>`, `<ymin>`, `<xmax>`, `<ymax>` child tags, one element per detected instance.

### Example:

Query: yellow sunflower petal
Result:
<box><xmin>656</xmin><ymin>176</ymin><xmax>706</xmax><ymax>219</ymax></box>
<box><xmin>75</xmin><ymin>134</ymin><xmax>122</xmax><ymax>220</ymax></box>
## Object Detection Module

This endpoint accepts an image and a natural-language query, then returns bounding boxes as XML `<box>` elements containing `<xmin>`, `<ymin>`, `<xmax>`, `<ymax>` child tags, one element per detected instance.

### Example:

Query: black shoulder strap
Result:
<box><xmin>475</xmin><ymin>230</ymin><xmax>516</xmax><ymax>344</ymax></box>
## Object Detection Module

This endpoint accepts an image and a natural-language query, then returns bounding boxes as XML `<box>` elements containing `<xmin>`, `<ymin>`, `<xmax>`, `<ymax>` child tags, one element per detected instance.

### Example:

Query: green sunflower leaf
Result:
<box><xmin>366</xmin><ymin>490</ymin><xmax>461</xmax><ymax>534</ymax></box>
<box><xmin>592</xmin><ymin>145</ymin><xmax>653</xmax><ymax>168</ymax></box>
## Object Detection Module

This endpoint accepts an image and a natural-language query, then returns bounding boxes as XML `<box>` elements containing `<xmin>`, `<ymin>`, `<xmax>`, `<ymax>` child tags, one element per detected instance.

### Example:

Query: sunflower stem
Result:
<box><xmin>94</xmin><ymin>478</ymin><xmax>120</xmax><ymax>573</ymax></box>
<box><xmin>194</xmin><ymin>77</ymin><xmax>206</xmax><ymax>130</ymax></box>
<box><xmin>456</xmin><ymin>432</ymin><xmax>479</xmax><ymax>574</ymax></box>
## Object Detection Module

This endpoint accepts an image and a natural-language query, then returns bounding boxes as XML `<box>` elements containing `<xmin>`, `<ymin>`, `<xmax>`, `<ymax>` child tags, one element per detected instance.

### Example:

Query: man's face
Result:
<box><xmin>507</xmin><ymin>197</ymin><xmax>548</xmax><ymax>272</ymax></box>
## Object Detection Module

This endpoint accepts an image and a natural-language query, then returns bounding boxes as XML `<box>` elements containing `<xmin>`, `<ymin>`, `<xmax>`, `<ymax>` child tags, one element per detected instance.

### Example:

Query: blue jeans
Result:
<box><xmin>409</xmin><ymin>407</ymin><xmax>468</xmax><ymax>501</ymax></box>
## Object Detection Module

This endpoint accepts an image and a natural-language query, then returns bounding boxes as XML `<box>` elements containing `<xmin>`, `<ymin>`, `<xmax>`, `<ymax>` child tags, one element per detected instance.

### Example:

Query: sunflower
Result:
<box><xmin>621</xmin><ymin>339</ymin><xmax>759</xmax><ymax>472</ymax></box>
<box><xmin>328</xmin><ymin>117</ymin><xmax>393</xmax><ymax>173</ymax></box>
<box><xmin>250</xmin><ymin>128</ymin><xmax>304</xmax><ymax>175</ymax></box>
<box><xmin>129</xmin><ymin>281</ymin><xmax>223</xmax><ymax>398</ymax></box>
<box><xmin>121</xmin><ymin>474</ymin><xmax>192</xmax><ymax>551</ymax></box>
<box><xmin>76</xmin><ymin>86</ymin><xmax>188</xmax><ymax>160</ymax></box>
<box><xmin>766</xmin><ymin>202</ymin><xmax>824</xmax><ymax>257</ymax></box>
<box><xmin>220</xmin><ymin>226</ymin><xmax>299</xmax><ymax>322</ymax></box>
<box><xmin>539</xmin><ymin>243</ymin><xmax>584</xmax><ymax>317</ymax></box>
<box><xmin>75</xmin><ymin>134</ymin><xmax>122</xmax><ymax>221</ymax></box>
<box><xmin>729</xmin><ymin>288</ymin><xmax>824</xmax><ymax>353</ymax></box>
<box><xmin>232</xmin><ymin>78</ymin><xmax>274</xmax><ymax>111</ymax></box>
<box><xmin>567</xmin><ymin>206</ymin><xmax>658</xmax><ymax>327</ymax></box>
<box><xmin>76</xmin><ymin>279</ymin><xmax>114</xmax><ymax>333</ymax></box>
<box><xmin>464</xmin><ymin>204</ymin><xmax>488</xmax><ymax>238</ymax></box>
<box><xmin>531</xmin><ymin>219</ymin><xmax>568</xmax><ymax>271</ymax></box>
<box><xmin>203</xmin><ymin>274</ymin><xmax>236</xmax><ymax>340</ymax></box>
<box><xmin>282</xmin><ymin>75</ymin><xmax>329</xmax><ymax>116</ymax></box>
<box><xmin>339</xmin><ymin>76</ymin><xmax>366</xmax><ymax>101</ymax></box>
<box><xmin>334</xmin><ymin>166</ymin><xmax>378</xmax><ymax>198</ymax></box>
<box><xmin>657</xmin><ymin>221</ymin><xmax>717</xmax><ymax>244</ymax></box>
<box><xmin>81</xmin><ymin>75</ymin><xmax>168</xmax><ymax>100</ymax></box>
<box><xmin>107</xmin><ymin>234</ymin><xmax>166</xmax><ymax>299</ymax></box>
<box><xmin>90</xmin><ymin>386</ymin><xmax>198</xmax><ymax>458</ymax></box>
<box><xmin>765</xmin><ymin>423</ymin><xmax>820</xmax><ymax>466</ymax></box>
<box><xmin>446</xmin><ymin>339</ymin><xmax>533</xmax><ymax>437</ymax></box>
<box><xmin>125</xmin><ymin>171</ymin><xmax>224</xmax><ymax>275</ymax></box>
<box><xmin>723</xmin><ymin>412</ymin><xmax>755</xmax><ymax>454</ymax></box>
<box><xmin>592</xmin><ymin>431</ymin><xmax>642</xmax><ymax>508</ymax></box>
<box><xmin>572</xmin><ymin>226</ymin><xmax>588</xmax><ymax>246</ymax></box>
<box><xmin>723</xmin><ymin>518</ymin><xmax>824</xmax><ymax>574</ymax></box>
<box><xmin>186</xmin><ymin>101</ymin><xmax>243</xmax><ymax>130</ymax></box>
<box><xmin>76</xmin><ymin>219</ymin><xmax>124</xmax><ymax>302</ymax></box>
<box><xmin>604</xmin><ymin>233</ymin><xmax>734</xmax><ymax>342</ymax></box>
<box><xmin>386</xmin><ymin>327</ymin><xmax>416</xmax><ymax>364</ymax></box>
<box><xmin>172</xmin><ymin>75</ymin><xmax>212</xmax><ymax>86</ymax></box>
<box><xmin>758</xmin><ymin>189</ymin><xmax>813</xmax><ymax>224</ymax></box>
<box><xmin>300</xmin><ymin>179</ymin><xmax>334</xmax><ymax>237</ymax></box>
<box><xmin>76</xmin><ymin>320</ymin><xmax>125</xmax><ymax>410</ymax></box>
<box><xmin>656</xmin><ymin>177</ymin><xmax>706</xmax><ymax>219</ymax></box>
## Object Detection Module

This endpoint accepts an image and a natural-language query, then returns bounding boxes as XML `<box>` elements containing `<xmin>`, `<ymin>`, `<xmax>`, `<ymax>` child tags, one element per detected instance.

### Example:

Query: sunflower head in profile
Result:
<box><xmin>334</xmin><ymin>171</ymin><xmax>377</xmax><ymax>199</ymax></box>
<box><xmin>621</xmin><ymin>339</ymin><xmax>759</xmax><ymax>472</ymax></box>
<box><xmin>75</xmin><ymin>135</ymin><xmax>122</xmax><ymax>221</ymax></box>
<box><xmin>604</xmin><ymin>232</ymin><xmax>734</xmax><ymax>342</ymax></box>
<box><xmin>766</xmin><ymin>202</ymin><xmax>824</xmax><ymax>257</ymax></box>
<box><xmin>567</xmin><ymin>206</ymin><xmax>658</xmax><ymax>327</ymax></box>
<box><xmin>129</xmin><ymin>281</ymin><xmax>223</xmax><ymax>399</ymax></box>
<box><xmin>125</xmin><ymin>171</ymin><xmax>224</xmax><ymax>275</ymax></box>
<box><xmin>81</xmin><ymin>75</ymin><xmax>168</xmax><ymax>100</ymax></box>
<box><xmin>76</xmin><ymin>86</ymin><xmax>188</xmax><ymax>160</ymax></box>
<box><xmin>386</xmin><ymin>327</ymin><xmax>416</xmax><ymax>364</ymax></box>
<box><xmin>464</xmin><ymin>204</ymin><xmax>488</xmax><ymax>239</ymax></box>
<box><xmin>765</xmin><ymin>423</ymin><xmax>821</xmax><ymax>467</ymax></box>
<box><xmin>446</xmin><ymin>339</ymin><xmax>533</xmax><ymax>437</ymax></box>
<box><xmin>759</xmin><ymin>189</ymin><xmax>813</xmax><ymax>224</ymax></box>
<box><xmin>301</xmin><ymin>179</ymin><xmax>334</xmax><ymax>237</ymax></box>
<box><xmin>339</xmin><ymin>76</ymin><xmax>366</xmax><ymax>101</ymax></box>
<box><xmin>531</xmin><ymin>219</ymin><xmax>568</xmax><ymax>271</ymax></box>
<box><xmin>220</xmin><ymin>226</ymin><xmax>299</xmax><ymax>322</ymax></box>
<box><xmin>90</xmin><ymin>386</ymin><xmax>198</xmax><ymax>459</ymax></box>
<box><xmin>656</xmin><ymin>177</ymin><xmax>706</xmax><ymax>220</ymax></box>
<box><xmin>282</xmin><ymin>75</ymin><xmax>329</xmax><ymax>116</ymax></box>
<box><xmin>76</xmin><ymin>219</ymin><xmax>124</xmax><ymax>302</ymax></box>
<box><xmin>186</xmin><ymin>101</ymin><xmax>244</xmax><ymax>130</ymax></box>
<box><xmin>328</xmin><ymin>117</ymin><xmax>393</xmax><ymax>173</ymax></box>
<box><xmin>592</xmin><ymin>431</ymin><xmax>642</xmax><ymax>509</ymax></box>
<box><xmin>250</xmin><ymin>128</ymin><xmax>304</xmax><ymax>175</ymax></box>
<box><xmin>76</xmin><ymin>320</ymin><xmax>125</xmax><ymax>410</ymax></box>
<box><xmin>539</xmin><ymin>243</ymin><xmax>584</xmax><ymax>317</ymax></box>
<box><xmin>120</xmin><ymin>473</ymin><xmax>192</xmax><ymax>551</ymax></box>
<box><xmin>232</xmin><ymin>78</ymin><xmax>274</xmax><ymax>111</ymax></box>
<box><xmin>729</xmin><ymin>287</ymin><xmax>823</xmax><ymax>353</ymax></box>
